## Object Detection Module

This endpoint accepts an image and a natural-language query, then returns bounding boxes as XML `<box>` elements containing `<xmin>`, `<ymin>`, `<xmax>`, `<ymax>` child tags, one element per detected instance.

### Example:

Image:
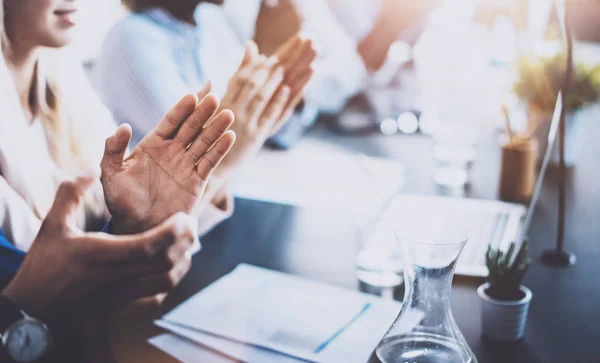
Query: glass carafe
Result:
<box><xmin>376</xmin><ymin>226</ymin><xmax>477</xmax><ymax>363</ymax></box>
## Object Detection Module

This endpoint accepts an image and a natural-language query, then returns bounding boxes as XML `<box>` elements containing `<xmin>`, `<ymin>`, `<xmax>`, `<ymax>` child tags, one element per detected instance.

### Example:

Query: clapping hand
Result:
<box><xmin>212</xmin><ymin>35</ymin><xmax>315</xmax><ymax>179</ymax></box>
<box><xmin>101</xmin><ymin>91</ymin><xmax>236</xmax><ymax>235</ymax></box>
<box><xmin>1</xmin><ymin>170</ymin><xmax>199</xmax><ymax>321</ymax></box>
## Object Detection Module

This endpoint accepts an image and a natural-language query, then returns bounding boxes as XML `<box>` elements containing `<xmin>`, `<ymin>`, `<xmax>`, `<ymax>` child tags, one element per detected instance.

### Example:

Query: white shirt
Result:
<box><xmin>324</xmin><ymin>0</ymin><xmax>383</xmax><ymax>41</ymax></box>
<box><xmin>222</xmin><ymin>0</ymin><xmax>368</xmax><ymax>113</ymax></box>
<box><xmin>96</xmin><ymin>5</ymin><xmax>244</xmax><ymax>145</ymax></box>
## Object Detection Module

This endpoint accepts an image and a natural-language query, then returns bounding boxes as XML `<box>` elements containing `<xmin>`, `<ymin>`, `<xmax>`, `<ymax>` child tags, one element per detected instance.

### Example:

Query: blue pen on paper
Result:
<box><xmin>313</xmin><ymin>302</ymin><xmax>372</xmax><ymax>354</ymax></box>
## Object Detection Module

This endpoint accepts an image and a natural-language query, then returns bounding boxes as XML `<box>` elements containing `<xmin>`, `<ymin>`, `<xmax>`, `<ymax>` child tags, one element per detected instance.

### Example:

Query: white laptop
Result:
<box><xmin>368</xmin><ymin>92</ymin><xmax>563</xmax><ymax>277</ymax></box>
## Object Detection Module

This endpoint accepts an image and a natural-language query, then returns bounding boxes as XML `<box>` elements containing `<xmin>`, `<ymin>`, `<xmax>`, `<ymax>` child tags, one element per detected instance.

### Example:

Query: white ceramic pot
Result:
<box><xmin>477</xmin><ymin>283</ymin><xmax>532</xmax><ymax>341</ymax></box>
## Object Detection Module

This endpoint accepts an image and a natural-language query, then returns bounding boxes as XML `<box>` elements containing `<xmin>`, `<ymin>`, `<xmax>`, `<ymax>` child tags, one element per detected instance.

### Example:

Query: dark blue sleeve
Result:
<box><xmin>0</xmin><ymin>229</ymin><xmax>26</xmax><ymax>290</ymax></box>
<box><xmin>102</xmin><ymin>220</ymin><xmax>111</xmax><ymax>233</ymax></box>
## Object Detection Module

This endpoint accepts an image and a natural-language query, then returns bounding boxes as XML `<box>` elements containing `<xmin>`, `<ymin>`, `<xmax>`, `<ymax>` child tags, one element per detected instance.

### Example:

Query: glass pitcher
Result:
<box><xmin>376</xmin><ymin>225</ymin><xmax>477</xmax><ymax>363</ymax></box>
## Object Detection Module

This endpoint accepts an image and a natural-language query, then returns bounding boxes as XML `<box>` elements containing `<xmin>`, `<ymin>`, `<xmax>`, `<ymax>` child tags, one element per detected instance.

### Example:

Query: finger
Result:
<box><xmin>260</xmin><ymin>85</ymin><xmax>290</xmax><ymax>130</ymax></box>
<box><xmin>175</xmin><ymin>93</ymin><xmax>220</xmax><ymax>147</ymax></box>
<box><xmin>240</xmin><ymin>40</ymin><xmax>259</xmax><ymax>68</ymax></box>
<box><xmin>196</xmin><ymin>81</ymin><xmax>212</xmax><ymax>101</ymax></box>
<box><xmin>270</xmin><ymin>70</ymin><xmax>312</xmax><ymax>136</ymax></box>
<box><xmin>121</xmin><ymin>294</ymin><xmax>168</xmax><ymax>317</ymax></box>
<box><xmin>237</xmin><ymin>56</ymin><xmax>277</xmax><ymax>102</ymax></box>
<box><xmin>274</xmin><ymin>34</ymin><xmax>302</xmax><ymax>64</ymax></box>
<box><xmin>187</xmin><ymin>109</ymin><xmax>235</xmax><ymax>162</ymax></box>
<box><xmin>225</xmin><ymin>42</ymin><xmax>260</xmax><ymax>102</ymax></box>
<box><xmin>46</xmin><ymin>167</ymin><xmax>100</xmax><ymax>228</ymax></box>
<box><xmin>196</xmin><ymin>130</ymin><xmax>236</xmax><ymax>181</ymax></box>
<box><xmin>285</xmin><ymin>41</ymin><xmax>317</xmax><ymax>83</ymax></box>
<box><xmin>285</xmin><ymin>67</ymin><xmax>313</xmax><ymax>110</ymax></box>
<box><xmin>229</xmin><ymin>55</ymin><xmax>267</xmax><ymax>103</ymax></box>
<box><xmin>278</xmin><ymin>37</ymin><xmax>310</xmax><ymax>72</ymax></box>
<box><xmin>89</xmin><ymin>212</ymin><xmax>198</xmax><ymax>264</ymax></box>
<box><xmin>107</xmin><ymin>258</ymin><xmax>191</xmax><ymax>312</ymax></box>
<box><xmin>102</xmin><ymin>124</ymin><xmax>132</xmax><ymax>169</ymax></box>
<box><xmin>153</xmin><ymin>93</ymin><xmax>198</xmax><ymax>139</ymax></box>
<box><xmin>247</xmin><ymin>66</ymin><xmax>285</xmax><ymax>121</ymax></box>
<box><xmin>273</xmin><ymin>91</ymin><xmax>304</xmax><ymax>136</ymax></box>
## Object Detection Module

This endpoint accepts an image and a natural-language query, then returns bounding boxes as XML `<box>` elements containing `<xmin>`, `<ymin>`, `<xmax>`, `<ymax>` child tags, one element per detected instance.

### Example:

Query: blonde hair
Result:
<box><xmin>1</xmin><ymin>0</ymin><xmax>115</xmax><ymax>225</ymax></box>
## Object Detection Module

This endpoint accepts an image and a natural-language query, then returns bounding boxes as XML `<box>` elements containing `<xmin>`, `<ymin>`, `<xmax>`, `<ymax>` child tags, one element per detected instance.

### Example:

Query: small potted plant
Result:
<box><xmin>513</xmin><ymin>53</ymin><xmax>600</xmax><ymax>166</ymax></box>
<box><xmin>477</xmin><ymin>241</ymin><xmax>532</xmax><ymax>341</ymax></box>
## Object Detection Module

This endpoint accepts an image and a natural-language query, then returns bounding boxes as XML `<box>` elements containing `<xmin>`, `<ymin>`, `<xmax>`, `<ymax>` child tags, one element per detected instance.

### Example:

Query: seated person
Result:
<box><xmin>326</xmin><ymin>0</ymin><xmax>440</xmax><ymax>71</ymax></box>
<box><xmin>223</xmin><ymin>0</ymin><xmax>437</xmax><ymax>141</ymax></box>
<box><xmin>1</xmin><ymin>84</ymin><xmax>238</xmax><ymax>361</ymax></box>
<box><xmin>0</xmin><ymin>0</ymin><xmax>243</xmax><ymax>248</ymax></box>
<box><xmin>97</xmin><ymin>0</ymin><xmax>315</xmax><ymax>153</ymax></box>
<box><xmin>219</xmin><ymin>0</ymin><xmax>371</xmax><ymax>146</ymax></box>
<box><xmin>223</xmin><ymin>0</ymin><xmax>368</xmax><ymax>114</ymax></box>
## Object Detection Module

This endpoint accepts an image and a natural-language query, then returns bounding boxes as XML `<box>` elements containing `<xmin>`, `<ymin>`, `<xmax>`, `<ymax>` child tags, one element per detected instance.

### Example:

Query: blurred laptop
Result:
<box><xmin>367</xmin><ymin>1</ymin><xmax>567</xmax><ymax>277</ymax></box>
<box><xmin>369</xmin><ymin>93</ymin><xmax>562</xmax><ymax>277</ymax></box>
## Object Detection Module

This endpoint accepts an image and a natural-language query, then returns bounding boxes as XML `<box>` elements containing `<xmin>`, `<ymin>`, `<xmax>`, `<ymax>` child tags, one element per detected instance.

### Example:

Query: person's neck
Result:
<box><xmin>5</xmin><ymin>44</ymin><xmax>39</xmax><ymax>123</ymax></box>
<box><xmin>162</xmin><ymin>2</ymin><xmax>199</xmax><ymax>25</ymax></box>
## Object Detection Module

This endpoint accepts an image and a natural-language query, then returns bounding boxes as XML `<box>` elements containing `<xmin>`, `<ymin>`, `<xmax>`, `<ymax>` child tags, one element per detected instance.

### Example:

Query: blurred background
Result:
<box><xmin>72</xmin><ymin>0</ymin><xmax>600</xmax><ymax>211</ymax></box>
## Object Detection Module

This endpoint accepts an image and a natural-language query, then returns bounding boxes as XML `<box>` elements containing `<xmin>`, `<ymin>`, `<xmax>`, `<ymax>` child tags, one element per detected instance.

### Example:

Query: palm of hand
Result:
<box><xmin>101</xmin><ymin>93</ymin><xmax>236</xmax><ymax>235</ymax></box>
<box><xmin>103</xmin><ymin>136</ymin><xmax>203</xmax><ymax>234</ymax></box>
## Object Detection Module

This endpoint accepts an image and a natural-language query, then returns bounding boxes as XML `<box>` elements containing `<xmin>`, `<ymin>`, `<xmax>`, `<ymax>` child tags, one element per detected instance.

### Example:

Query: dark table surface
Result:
<box><xmin>114</xmin><ymin>109</ymin><xmax>600</xmax><ymax>363</ymax></box>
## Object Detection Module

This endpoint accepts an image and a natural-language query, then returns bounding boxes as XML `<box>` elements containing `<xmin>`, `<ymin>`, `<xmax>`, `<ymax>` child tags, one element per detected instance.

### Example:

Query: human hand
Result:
<box><xmin>273</xmin><ymin>34</ymin><xmax>316</xmax><ymax>118</ymax></box>
<box><xmin>358</xmin><ymin>0</ymin><xmax>440</xmax><ymax>70</ymax></box>
<box><xmin>214</xmin><ymin>37</ymin><xmax>315</xmax><ymax>178</ymax></box>
<box><xmin>0</xmin><ymin>170</ymin><xmax>199</xmax><ymax>321</ymax></box>
<box><xmin>101</xmin><ymin>91</ymin><xmax>236</xmax><ymax>235</ymax></box>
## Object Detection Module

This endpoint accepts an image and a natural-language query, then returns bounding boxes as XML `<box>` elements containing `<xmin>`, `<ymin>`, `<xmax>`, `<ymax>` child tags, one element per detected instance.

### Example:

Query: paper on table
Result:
<box><xmin>149</xmin><ymin>333</ymin><xmax>235</xmax><ymax>363</ymax></box>
<box><xmin>154</xmin><ymin>308</ymin><xmax>426</xmax><ymax>363</ymax></box>
<box><xmin>159</xmin><ymin>264</ymin><xmax>402</xmax><ymax>363</ymax></box>
<box><xmin>153</xmin><ymin>324</ymin><xmax>308</xmax><ymax>363</ymax></box>
<box><xmin>231</xmin><ymin>139</ymin><xmax>405</xmax><ymax>211</ymax></box>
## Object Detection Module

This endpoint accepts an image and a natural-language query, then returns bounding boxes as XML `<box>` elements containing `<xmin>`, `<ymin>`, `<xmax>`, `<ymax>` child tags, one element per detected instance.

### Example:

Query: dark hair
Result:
<box><xmin>122</xmin><ymin>0</ymin><xmax>161</xmax><ymax>12</ymax></box>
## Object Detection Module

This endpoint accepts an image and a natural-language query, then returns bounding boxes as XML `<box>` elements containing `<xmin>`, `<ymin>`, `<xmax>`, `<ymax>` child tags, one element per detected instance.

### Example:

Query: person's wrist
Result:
<box><xmin>1</xmin><ymin>282</ymin><xmax>45</xmax><ymax>320</ymax></box>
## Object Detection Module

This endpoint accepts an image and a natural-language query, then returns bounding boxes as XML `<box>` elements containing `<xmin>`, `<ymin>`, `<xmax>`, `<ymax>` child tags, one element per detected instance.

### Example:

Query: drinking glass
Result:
<box><xmin>355</xmin><ymin>217</ymin><xmax>404</xmax><ymax>294</ymax></box>
<box><xmin>432</xmin><ymin>122</ymin><xmax>480</xmax><ymax>189</ymax></box>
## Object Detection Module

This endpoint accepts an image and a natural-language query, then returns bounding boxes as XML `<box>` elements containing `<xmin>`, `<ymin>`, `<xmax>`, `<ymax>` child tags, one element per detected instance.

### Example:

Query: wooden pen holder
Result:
<box><xmin>499</xmin><ymin>137</ymin><xmax>538</xmax><ymax>203</ymax></box>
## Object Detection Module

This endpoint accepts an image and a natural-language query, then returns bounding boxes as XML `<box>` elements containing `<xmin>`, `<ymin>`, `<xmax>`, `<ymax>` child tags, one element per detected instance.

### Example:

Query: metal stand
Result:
<box><xmin>541</xmin><ymin>249</ymin><xmax>576</xmax><ymax>267</ymax></box>
<box><xmin>542</xmin><ymin>0</ymin><xmax>576</xmax><ymax>267</ymax></box>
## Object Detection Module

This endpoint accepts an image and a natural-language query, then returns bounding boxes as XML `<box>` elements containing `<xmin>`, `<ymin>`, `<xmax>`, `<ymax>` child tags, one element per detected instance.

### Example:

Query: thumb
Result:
<box><xmin>47</xmin><ymin>167</ymin><xmax>100</xmax><ymax>227</ymax></box>
<box><xmin>240</xmin><ymin>40</ymin><xmax>259</xmax><ymax>68</ymax></box>
<box><xmin>102</xmin><ymin>124</ymin><xmax>132</xmax><ymax>168</ymax></box>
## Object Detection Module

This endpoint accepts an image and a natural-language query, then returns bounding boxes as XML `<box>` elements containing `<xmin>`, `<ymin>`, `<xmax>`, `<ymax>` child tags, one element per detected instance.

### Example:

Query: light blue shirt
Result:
<box><xmin>96</xmin><ymin>6</ymin><xmax>242</xmax><ymax>145</ymax></box>
<box><xmin>96</xmin><ymin>3</ymin><xmax>357</xmax><ymax>148</ymax></box>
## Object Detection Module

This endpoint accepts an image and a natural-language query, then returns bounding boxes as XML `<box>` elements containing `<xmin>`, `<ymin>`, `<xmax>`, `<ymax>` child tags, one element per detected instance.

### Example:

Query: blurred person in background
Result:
<box><xmin>326</xmin><ymin>0</ymin><xmax>440</xmax><ymax>71</ymax></box>
<box><xmin>97</xmin><ymin>0</ymin><xmax>315</xmax><ymax>159</ymax></box>
<box><xmin>0</xmin><ymin>0</ymin><xmax>239</xmax><ymax>249</ymax></box>
<box><xmin>223</xmin><ymin>0</ymin><xmax>369</xmax><ymax>138</ymax></box>
<box><xmin>223</xmin><ymin>0</ymin><xmax>439</xmax><ymax>139</ymax></box>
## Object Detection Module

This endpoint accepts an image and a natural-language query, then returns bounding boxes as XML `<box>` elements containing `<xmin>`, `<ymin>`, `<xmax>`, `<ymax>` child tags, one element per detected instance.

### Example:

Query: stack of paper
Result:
<box><xmin>150</xmin><ymin>265</ymin><xmax>403</xmax><ymax>363</ymax></box>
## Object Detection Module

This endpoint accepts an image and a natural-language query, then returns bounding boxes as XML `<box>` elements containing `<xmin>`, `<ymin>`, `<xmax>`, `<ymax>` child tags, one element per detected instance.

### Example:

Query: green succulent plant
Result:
<box><xmin>485</xmin><ymin>241</ymin><xmax>531</xmax><ymax>301</ymax></box>
<box><xmin>514</xmin><ymin>53</ymin><xmax>600</xmax><ymax>113</ymax></box>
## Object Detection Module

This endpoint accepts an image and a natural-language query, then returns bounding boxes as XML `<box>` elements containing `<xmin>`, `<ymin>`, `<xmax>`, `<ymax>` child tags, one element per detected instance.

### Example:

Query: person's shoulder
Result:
<box><xmin>104</xmin><ymin>12</ymin><xmax>171</xmax><ymax>49</ymax></box>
